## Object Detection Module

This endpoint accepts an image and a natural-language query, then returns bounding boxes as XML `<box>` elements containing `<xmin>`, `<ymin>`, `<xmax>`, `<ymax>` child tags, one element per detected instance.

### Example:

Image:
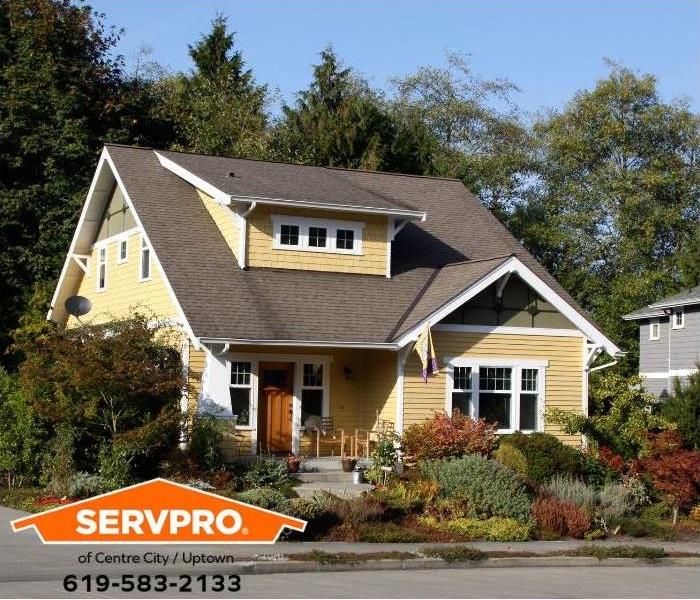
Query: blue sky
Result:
<box><xmin>89</xmin><ymin>0</ymin><xmax>700</xmax><ymax>116</ymax></box>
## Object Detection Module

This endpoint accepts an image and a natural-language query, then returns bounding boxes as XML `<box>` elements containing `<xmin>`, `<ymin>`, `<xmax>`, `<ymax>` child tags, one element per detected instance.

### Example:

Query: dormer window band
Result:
<box><xmin>272</xmin><ymin>215</ymin><xmax>364</xmax><ymax>256</ymax></box>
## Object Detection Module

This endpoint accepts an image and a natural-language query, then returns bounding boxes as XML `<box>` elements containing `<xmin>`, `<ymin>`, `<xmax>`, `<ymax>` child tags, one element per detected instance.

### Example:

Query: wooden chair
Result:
<box><xmin>355</xmin><ymin>419</ymin><xmax>395</xmax><ymax>459</ymax></box>
<box><xmin>314</xmin><ymin>417</ymin><xmax>348</xmax><ymax>458</ymax></box>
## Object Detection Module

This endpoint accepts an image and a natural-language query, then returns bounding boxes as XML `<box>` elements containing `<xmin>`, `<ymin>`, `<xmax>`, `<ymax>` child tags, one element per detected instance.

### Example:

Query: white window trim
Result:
<box><xmin>445</xmin><ymin>357</ymin><xmax>547</xmax><ymax>434</ymax></box>
<box><xmin>91</xmin><ymin>226</ymin><xmax>140</xmax><ymax>250</ymax></box>
<box><xmin>228</xmin><ymin>352</ymin><xmax>331</xmax><ymax>454</ymax></box>
<box><xmin>271</xmin><ymin>214</ymin><xmax>364</xmax><ymax>256</ymax></box>
<box><xmin>227</xmin><ymin>360</ymin><xmax>254</xmax><ymax>429</ymax></box>
<box><xmin>672</xmin><ymin>308</ymin><xmax>685</xmax><ymax>330</ymax></box>
<box><xmin>117</xmin><ymin>236</ymin><xmax>128</xmax><ymax>264</ymax></box>
<box><xmin>649</xmin><ymin>319</ymin><xmax>660</xmax><ymax>340</ymax></box>
<box><xmin>96</xmin><ymin>246</ymin><xmax>107</xmax><ymax>292</ymax></box>
<box><xmin>139</xmin><ymin>236</ymin><xmax>151</xmax><ymax>282</ymax></box>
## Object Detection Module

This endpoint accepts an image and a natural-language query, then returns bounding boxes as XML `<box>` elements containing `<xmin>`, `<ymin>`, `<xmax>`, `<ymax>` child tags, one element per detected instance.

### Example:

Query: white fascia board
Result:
<box><xmin>622</xmin><ymin>310</ymin><xmax>666</xmax><ymax>321</ymax></box>
<box><xmin>396</xmin><ymin>256</ymin><xmax>622</xmax><ymax>357</ymax></box>
<box><xmin>103</xmin><ymin>149</ymin><xmax>200</xmax><ymax>350</ymax></box>
<box><xmin>154</xmin><ymin>151</ymin><xmax>231</xmax><ymax>204</ymax></box>
<box><xmin>648</xmin><ymin>298</ymin><xmax>700</xmax><ymax>310</ymax></box>
<box><xmin>433</xmin><ymin>324</ymin><xmax>584</xmax><ymax>337</ymax></box>
<box><xmin>48</xmin><ymin>149</ymin><xmax>112</xmax><ymax>322</ymax></box>
<box><xmin>230</xmin><ymin>196</ymin><xmax>426</xmax><ymax>221</ymax></box>
<box><xmin>199</xmin><ymin>337</ymin><xmax>399</xmax><ymax>350</ymax></box>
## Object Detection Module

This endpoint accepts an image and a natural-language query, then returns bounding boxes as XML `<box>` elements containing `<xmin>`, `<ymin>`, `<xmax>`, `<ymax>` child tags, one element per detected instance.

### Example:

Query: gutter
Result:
<box><xmin>199</xmin><ymin>337</ymin><xmax>399</xmax><ymax>351</ymax></box>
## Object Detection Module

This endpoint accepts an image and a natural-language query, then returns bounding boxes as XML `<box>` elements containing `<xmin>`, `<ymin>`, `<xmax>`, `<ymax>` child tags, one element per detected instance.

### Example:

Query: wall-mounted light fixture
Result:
<box><xmin>343</xmin><ymin>366</ymin><xmax>355</xmax><ymax>380</ymax></box>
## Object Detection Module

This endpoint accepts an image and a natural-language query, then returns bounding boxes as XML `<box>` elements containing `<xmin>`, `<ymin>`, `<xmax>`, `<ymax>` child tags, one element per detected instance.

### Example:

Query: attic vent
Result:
<box><xmin>227</xmin><ymin>171</ymin><xmax>236</xmax><ymax>178</ymax></box>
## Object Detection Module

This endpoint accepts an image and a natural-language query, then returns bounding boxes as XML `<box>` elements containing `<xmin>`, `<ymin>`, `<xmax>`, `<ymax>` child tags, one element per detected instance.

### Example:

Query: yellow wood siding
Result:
<box><xmin>67</xmin><ymin>231</ymin><xmax>178</xmax><ymax>326</ymax></box>
<box><xmin>187</xmin><ymin>346</ymin><xmax>207</xmax><ymax>416</ymax></box>
<box><xmin>403</xmin><ymin>331</ymin><xmax>584</xmax><ymax>445</ymax></box>
<box><xmin>196</xmin><ymin>189</ymin><xmax>239</xmax><ymax>261</ymax></box>
<box><xmin>246</xmin><ymin>205</ymin><xmax>388</xmax><ymax>275</ymax></box>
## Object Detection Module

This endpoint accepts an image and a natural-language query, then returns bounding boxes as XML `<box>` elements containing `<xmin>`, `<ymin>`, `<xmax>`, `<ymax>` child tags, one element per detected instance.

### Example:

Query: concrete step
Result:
<box><xmin>294</xmin><ymin>482</ymin><xmax>374</xmax><ymax>499</ymax></box>
<box><xmin>291</xmin><ymin>472</ymin><xmax>354</xmax><ymax>483</ymax></box>
<box><xmin>300</xmin><ymin>457</ymin><xmax>372</xmax><ymax>472</ymax></box>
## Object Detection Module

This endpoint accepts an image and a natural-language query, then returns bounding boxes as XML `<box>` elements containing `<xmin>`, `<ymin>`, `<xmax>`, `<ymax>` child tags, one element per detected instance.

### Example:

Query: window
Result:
<box><xmin>139</xmin><ymin>237</ymin><xmax>151</xmax><ymax>281</ymax></box>
<box><xmin>280</xmin><ymin>224</ymin><xmax>300</xmax><ymax>247</ymax></box>
<box><xmin>272</xmin><ymin>215</ymin><xmax>363</xmax><ymax>255</ymax></box>
<box><xmin>96</xmin><ymin>246</ymin><xmax>107</xmax><ymax>291</ymax></box>
<box><xmin>448</xmin><ymin>361</ymin><xmax>545</xmax><ymax>433</ymax></box>
<box><xmin>336</xmin><ymin>229</ymin><xmax>354</xmax><ymax>251</ymax></box>
<box><xmin>118</xmin><ymin>238</ymin><xmax>128</xmax><ymax>263</ymax></box>
<box><xmin>229</xmin><ymin>361</ymin><xmax>252</xmax><ymax>426</ymax></box>
<box><xmin>650</xmin><ymin>319</ymin><xmax>660</xmax><ymax>340</ymax></box>
<box><xmin>308</xmin><ymin>227</ymin><xmax>327</xmax><ymax>248</ymax></box>
<box><xmin>301</xmin><ymin>363</ymin><xmax>324</xmax><ymax>423</ymax></box>
<box><xmin>451</xmin><ymin>366</ymin><xmax>472</xmax><ymax>415</ymax></box>
<box><xmin>672</xmin><ymin>309</ymin><xmax>684</xmax><ymax>329</ymax></box>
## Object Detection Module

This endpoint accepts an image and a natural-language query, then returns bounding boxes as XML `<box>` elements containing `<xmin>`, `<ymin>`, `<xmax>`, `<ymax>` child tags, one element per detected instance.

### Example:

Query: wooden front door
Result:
<box><xmin>257</xmin><ymin>362</ymin><xmax>294</xmax><ymax>453</ymax></box>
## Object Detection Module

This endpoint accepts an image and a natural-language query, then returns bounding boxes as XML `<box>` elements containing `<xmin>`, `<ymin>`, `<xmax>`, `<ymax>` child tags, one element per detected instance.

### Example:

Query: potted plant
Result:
<box><xmin>341</xmin><ymin>456</ymin><xmax>357</xmax><ymax>472</ymax></box>
<box><xmin>285</xmin><ymin>453</ymin><xmax>303</xmax><ymax>473</ymax></box>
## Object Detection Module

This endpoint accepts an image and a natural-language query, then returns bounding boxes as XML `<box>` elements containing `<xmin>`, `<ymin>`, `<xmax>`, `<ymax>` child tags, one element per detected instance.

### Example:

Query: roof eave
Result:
<box><xmin>199</xmin><ymin>337</ymin><xmax>399</xmax><ymax>350</ymax></box>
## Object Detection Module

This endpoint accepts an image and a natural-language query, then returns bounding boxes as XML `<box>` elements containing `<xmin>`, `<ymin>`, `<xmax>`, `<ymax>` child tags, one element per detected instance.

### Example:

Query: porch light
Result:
<box><xmin>343</xmin><ymin>366</ymin><xmax>355</xmax><ymax>380</ymax></box>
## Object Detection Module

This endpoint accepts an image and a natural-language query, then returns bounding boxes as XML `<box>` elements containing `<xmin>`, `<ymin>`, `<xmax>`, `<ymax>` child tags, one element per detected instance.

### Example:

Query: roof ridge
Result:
<box><xmin>327</xmin><ymin>165</ymin><xmax>463</xmax><ymax>183</ymax></box>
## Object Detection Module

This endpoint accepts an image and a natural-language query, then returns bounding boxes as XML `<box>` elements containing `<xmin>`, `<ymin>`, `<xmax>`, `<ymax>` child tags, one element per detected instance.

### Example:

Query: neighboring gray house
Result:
<box><xmin>623</xmin><ymin>286</ymin><xmax>700</xmax><ymax>398</ymax></box>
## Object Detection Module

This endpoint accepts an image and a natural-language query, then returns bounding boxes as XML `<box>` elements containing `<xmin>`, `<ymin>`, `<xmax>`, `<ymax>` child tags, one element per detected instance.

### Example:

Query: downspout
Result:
<box><xmin>237</xmin><ymin>201</ymin><xmax>257</xmax><ymax>269</ymax></box>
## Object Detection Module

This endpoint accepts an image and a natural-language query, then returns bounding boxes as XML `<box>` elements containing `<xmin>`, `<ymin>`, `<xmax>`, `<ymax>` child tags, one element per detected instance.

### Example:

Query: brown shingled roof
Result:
<box><xmin>104</xmin><ymin>144</ymin><xmax>607</xmax><ymax>346</ymax></box>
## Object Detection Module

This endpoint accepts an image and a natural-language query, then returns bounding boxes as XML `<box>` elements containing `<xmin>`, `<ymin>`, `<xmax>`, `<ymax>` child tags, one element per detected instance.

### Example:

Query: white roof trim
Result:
<box><xmin>395</xmin><ymin>256</ymin><xmax>622</xmax><ymax>357</ymax></box>
<box><xmin>199</xmin><ymin>337</ymin><xmax>399</xmax><ymax>350</ymax></box>
<box><xmin>154</xmin><ymin>151</ymin><xmax>426</xmax><ymax>221</ymax></box>
<box><xmin>433</xmin><ymin>324</ymin><xmax>584</xmax><ymax>337</ymax></box>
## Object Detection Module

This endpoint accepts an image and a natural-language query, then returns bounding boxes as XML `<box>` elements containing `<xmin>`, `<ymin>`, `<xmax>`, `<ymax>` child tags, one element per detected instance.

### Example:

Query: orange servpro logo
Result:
<box><xmin>11</xmin><ymin>479</ymin><xmax>306</xmax><ymax>545</ymax></box>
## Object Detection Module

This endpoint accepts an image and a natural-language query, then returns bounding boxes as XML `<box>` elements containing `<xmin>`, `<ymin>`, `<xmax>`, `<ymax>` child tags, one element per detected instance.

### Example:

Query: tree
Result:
<box><xmin>547</xmin><ymin>372</ymin><xmax>671</xmax><ymax>458</ymax></box>
<box><xmin>663</xmin><ymin>367</ymin><xmax>700</xmax><ymax>450</ymax></box>
<box><xmin>515</xmin><ymin>64</ymin><xmax>700</xmax><ymax>370</ymax></box>
<box><xmin>164</xmin><ymin>15</ymin><xmax>268</xmax><ymax>157</ymax></box>
<box><xmin>274</xmin><ymin>47</ymin><xmax>399</xmax><ymax>170</ymax></box>
<box><xmin>390</xmin><ymin>53</ymin><xmax>535</xmax><ymax>218</ymax></box>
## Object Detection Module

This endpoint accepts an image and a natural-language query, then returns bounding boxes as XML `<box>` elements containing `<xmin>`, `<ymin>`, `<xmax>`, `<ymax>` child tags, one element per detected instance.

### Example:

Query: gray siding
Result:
<box><xmin>639</xmin><ymin>306</ymin><xmax>700</xmax><ymax>373</ymax></box>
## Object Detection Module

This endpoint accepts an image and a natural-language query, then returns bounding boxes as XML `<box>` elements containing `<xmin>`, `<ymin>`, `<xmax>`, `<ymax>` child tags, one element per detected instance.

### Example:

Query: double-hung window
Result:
<box><xmin>96</xmin><ymin>246</ymin><xmax>107</xmax><ymax>291</ymax></box>
<box><xmin>649</xmin><ymin>319</ymin><xmax>660</xmax><ymax>340</ymax></box>
<box><xmin>229</xmin><ymin>361</ymin><xmax>252</xmax><ymax>426</ymax></box>
<box><xmin>448</xmin><ymin>360</ymin><xmax>545</xmax><ymax>433</ymax></box>
<box><xmin>117</xmin><ymin>238</ymin><xmax>128</xmax><ymax>264</ymax></box>
<box><xmin>672</xmin><ymin>309</ymin><xmax>684</xmax><ymax>329</ymax></box>
<box><xmin>301</xmin><ymin>363</ymin><xmax>324</xmax><ymax>423</ymax></box>
<box><xmin>272</xmin><ymin>215</ymin><xmax>363</xmax><ymax>255</ymax></box>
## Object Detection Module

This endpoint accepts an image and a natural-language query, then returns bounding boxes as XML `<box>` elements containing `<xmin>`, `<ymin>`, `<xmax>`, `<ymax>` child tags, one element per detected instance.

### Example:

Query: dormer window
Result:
<box><xmin>272</xmin><ymin>215</ymin><xmax>363</xmax><ymax>255</ymax></box>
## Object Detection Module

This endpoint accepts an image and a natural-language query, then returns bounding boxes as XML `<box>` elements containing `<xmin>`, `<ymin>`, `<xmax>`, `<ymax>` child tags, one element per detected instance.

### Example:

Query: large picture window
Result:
<box><xmin>229</xmin><ymin>361</ymin><xmax>252</xmax><ymax>426</ymax></box>
<box><xmin>448</xmin><ymin>360</ymin><xmax>545</xmax><ymax>433</ymax></box>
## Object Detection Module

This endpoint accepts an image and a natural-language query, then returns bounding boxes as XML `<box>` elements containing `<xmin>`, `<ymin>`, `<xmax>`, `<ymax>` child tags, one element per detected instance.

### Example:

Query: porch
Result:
<box><xmin>194</xmin><ymin>344</ymin><xmax>400</xmax><ymax>460</ymax></box>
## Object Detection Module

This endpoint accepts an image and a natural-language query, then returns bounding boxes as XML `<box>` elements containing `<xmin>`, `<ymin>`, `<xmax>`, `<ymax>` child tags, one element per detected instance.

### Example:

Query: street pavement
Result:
<box><xmin>2</xmin><ymin>505</ymin><xmax>700</xmax><ymax>598</ymax></box>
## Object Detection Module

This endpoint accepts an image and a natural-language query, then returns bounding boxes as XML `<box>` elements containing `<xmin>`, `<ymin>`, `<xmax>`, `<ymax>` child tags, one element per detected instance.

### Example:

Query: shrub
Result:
<box><xmin>372</xmin><ymin>482</ymin><xmax>426</xmax><ymax>513</ymax></box>
<box><xmin>365</xmin><ymin>431</ymin><xmax>401</xmax><ymax>484</ymax></box>
<box><xmin>356</xmin><ymin>523</ymin><xmax>427</xmax><ymax>543</ymax></box>
<box><xmin>98</xmin><ymin>440</ymin><xmax>139</xmax><ymax>490</ymax></box>
<box><xmin>436</xmin><ymin>517</ymin><xmax>533</xmax><ymax>541</ymax></box>
<box><xmin>493</xmin><ymin>443</ymin><xmax>527</xmax><ymax>476</ymax></box>
<box><xmin>40</xmin><ymin>424</ymin><xmax>76</xmax><ymax>497</ymax></box>
<box><xmin>420</xmin><ymin>455</ymin><xmax>531</xmax><ymax>521</ymax></box>
<box><xmin>189</xmin><ymin>415</ymin><xmax>225</xmax><ymax>472</ymax></box>
<box><xmin>322</xmin><ymin>493</ymin><xmax>386</xmax><ymax>524</ymax></box>
<box><xmin>690</xmin><ymin>504</ymin><xmax>700</xmax><ymax>522</ymax></box>
<box><xmin>402</xmin><ymin>411</ymin><xmax>497</xmax><ymax>462</ymax></box>
<box><xmin>240</xmin><ymin>456</ymin><xmax>290</xmax><ymax>489</ymax></box>
<box><xmin>499</xmin><ymin>432</ymin><xmax>583</xmax><ymax>483</ymax></box>
<box><xmin>544</xmin><ymin>475</ymin><xmax>596</xmax><ymax>510</ymax></box>
<box><xmin>531</xmin><ymin>496</ymin><xmax>591</xmax><ymax>538</ymax></box>
<box><xmin>662</xmin><ymin>367</ymin><xmax>700</xmax><ymax>450</ymax></box>
<box><xmin>421</xmin><ymin>546</ymin><xmax>486</xmax><ymax>562</ymax></box>
<box><xmin>565</xmin><ymin>545</ymin><xmax>666</xmax><ymax>560</ymax></box>
<box><xmin>237</xmin><ymin>488</ymin><xmax>290</xmax><ymax>513</ymax></box>
<box><xmin>66</xmin><ymin>472</ymin><xmax>105</xmax><ymax>498</ymax></box>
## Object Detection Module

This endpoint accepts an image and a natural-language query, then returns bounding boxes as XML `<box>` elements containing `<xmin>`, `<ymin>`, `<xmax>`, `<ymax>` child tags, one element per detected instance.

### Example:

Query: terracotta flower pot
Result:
<box><xmin>287</xmin><ymin>460</ymin><xmax>301</xmax><ymax>473</ymax></box>
<box><xmin>341</xmin><ymin>458</ymin><xmax>357</xmax><ymax>472</ymax></box>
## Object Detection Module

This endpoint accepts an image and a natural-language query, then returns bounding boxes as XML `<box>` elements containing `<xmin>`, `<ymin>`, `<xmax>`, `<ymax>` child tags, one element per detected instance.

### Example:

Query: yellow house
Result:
<box><xmin>48</xmin><ymin>145</ymin><xmax>622</xmax><ymax>459</ymax></box>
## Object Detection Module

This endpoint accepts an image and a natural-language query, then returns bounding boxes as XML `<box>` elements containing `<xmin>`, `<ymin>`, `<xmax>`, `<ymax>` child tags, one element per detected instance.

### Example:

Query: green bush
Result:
<box><xmin>662</xmin><ymin>368</ymin><xmax>700</xmax><ymax>449</ymax></box>
<box><xmin>240</xmin><ymin>456</ymin><xmax>290</xmax><ymax>489</ymax></box>
<box><xmin>438</xmin><ymin>517</ymin><xmax>532</xmax><ymax>541</ymax></box>
<box><xmin>544</xmin><ymin>475</ymin><xmax>597</xmax><ymax>510</ymax></box>
<box><xmin>189</xmin><ymin>415</ymin><xmax>225</xmax><ymax>472</ymax></box>
<box><xmin>356</xmin><ymin>523</ymin><xmax>428</xmax><ymax>543</ymax></box>
<box><xmin>237</xmin><ymin>487</ymin><xmax>290</xmax><ymax>512</ymax></box>
<box><xmin>40</xmin><ymin>424</ymin><xmax>76</xmax><ymax>496</ymax></box>
<box><xmin>67</xmin><ymin>472</ymin><xmax>105</xmax><ymax>498</ymax></box>
<box><xmin>420</xmin><ymin>455</ymin><xmax>531</xmax><ymax>521</ymax></box>
<box><xmin>421</xmin><ymin>546</ymin><xmax>486</xmax><ymax>562</ymax></box>
<box><xmin>564</xmin><ymin>545</ymin><xmax>667</xmax><ymax>560</ymax></box>
<box><xmin>493</xmin><ymin>443</ymin><xmax>528</xmax><ymax>476</ymax></box>
<box><xmin>98</xmin><ymin>440</ymin><xmax>139</xmax><ymax>490</ymax></box>
<box><xmin>0</xmin><ymin>368</ymin><xmax>45</xmax><ymax>487</ymax></box>
<box><xmin>499</xmin><ymin>432</ymin><xmax>583</xmax><ymax>483</ymax></box>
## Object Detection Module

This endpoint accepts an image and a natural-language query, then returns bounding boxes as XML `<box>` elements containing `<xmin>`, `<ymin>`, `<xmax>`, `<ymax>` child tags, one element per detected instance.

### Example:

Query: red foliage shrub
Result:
<box><xmin>643</xmin><ymin>430</ymin><xmax>684</xmax><ymax>458</ymax></box>
<box><xmin>532</xmin><ymin>496</ymin><xmax>591</xmax><ymax>539</ymax></box>
<box><xmin>402</xmin><ymin>410</ymin><xmax>497</xmax><ymax>462</ymax></box>
<box><xmin>597</xmin><ymin>446</ymin><xmax>625</xmax><ymax>473</ymax></box>
<box><xmin>639</xmin><ymin>450</ymin><xmax>700</xmax><ymax>510</ymax></box>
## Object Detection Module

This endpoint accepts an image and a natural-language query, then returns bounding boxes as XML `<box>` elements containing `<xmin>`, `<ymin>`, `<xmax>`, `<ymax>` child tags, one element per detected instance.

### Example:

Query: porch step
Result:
<box><xmin>294</xmin><ymin>482</ymin><xmax>374</xmax><ymax>499</ymax></box>
<box><xmin>292</xmin><ymin>471</ymin><xmax>355</xmax><ymax>483</ymax></box>
<box><xmin>299</xmin><ymin>457</ymin><xmax>372</xmax><ymax>472</ymax></box>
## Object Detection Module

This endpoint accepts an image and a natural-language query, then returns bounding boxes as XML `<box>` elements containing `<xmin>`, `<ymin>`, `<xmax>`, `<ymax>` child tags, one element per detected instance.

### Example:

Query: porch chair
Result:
<box><xmin>355</xmin><ymin>419</ymin><xmax>395</xmax><ymax>459</ymax></box>
<box><xmin>313</xmin><ymin>417</ymin><xmax>348</xmax><ymax>458</ymax></box>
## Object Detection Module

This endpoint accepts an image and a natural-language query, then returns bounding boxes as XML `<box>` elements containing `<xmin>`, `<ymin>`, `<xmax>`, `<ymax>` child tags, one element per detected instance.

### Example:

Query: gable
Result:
<box><xmin>441</xmin><ymin>275</ymin><xmax>576</xmax><ymax>329</ymax></box>
<box><xmin>95</xmin><ymin>185</ymin><xmax>137</xmax><ymax>242</ymax></box>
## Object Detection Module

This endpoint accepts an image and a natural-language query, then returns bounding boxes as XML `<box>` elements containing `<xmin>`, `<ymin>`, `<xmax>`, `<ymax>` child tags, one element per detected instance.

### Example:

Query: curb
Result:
<box><xmin>237</xmin><ymin>556</ymin><xmax>700</xmax><ymax>575</ymax></box>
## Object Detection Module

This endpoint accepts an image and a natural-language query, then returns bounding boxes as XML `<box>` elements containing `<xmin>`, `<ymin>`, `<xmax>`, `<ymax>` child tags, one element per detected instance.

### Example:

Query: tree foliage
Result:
<box><xmin>662</xmin><ymin>367</ymin><xmax>700</xmax><ymax>450</ymax></box>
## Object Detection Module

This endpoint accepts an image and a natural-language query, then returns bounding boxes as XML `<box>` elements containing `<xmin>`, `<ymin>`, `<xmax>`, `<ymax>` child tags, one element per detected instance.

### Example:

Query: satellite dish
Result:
<box><xmin>65</xmin><ymin>295</ymin><xmax>92</xmax><ymax>318</ymax></box>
